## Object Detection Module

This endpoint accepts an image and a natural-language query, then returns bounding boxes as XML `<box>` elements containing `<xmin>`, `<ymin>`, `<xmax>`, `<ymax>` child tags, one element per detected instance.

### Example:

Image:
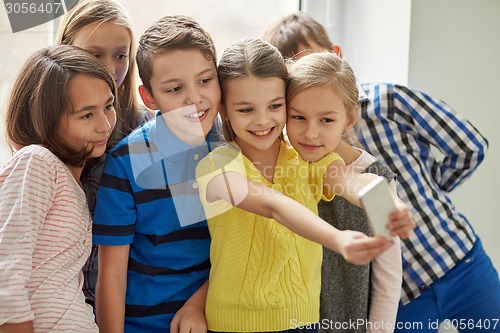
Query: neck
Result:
<box><xmin>65</xmin><ymin>163</ymin><xmax>84</xmax><ymax>185</ymax></box>
<box><xmin>334</xmin><ymin>140</ymin><xmax>361</xmax><ymax>166</ymax></box>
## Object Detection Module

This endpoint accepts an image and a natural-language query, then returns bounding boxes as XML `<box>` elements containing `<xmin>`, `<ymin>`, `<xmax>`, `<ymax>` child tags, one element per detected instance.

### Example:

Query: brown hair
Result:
<box><xmin>136</xmin><ymin>15</ymin><xmax>217</xmax><ymax>95</ymax></box>
<box><xmin>262</xmin><ymin>11</ymin><xmax>332</xmax><ymax>59</ymax></box>
<box><xmin>217</xmin><ymin>38</ymin><xmax>288</xmax><ymax>141</ymax></box>
<box><xmin>5</xmin><ymin>45</ymin><xmax>117</xmax><ymax>166</ymax></box>
<box><xmin>287</xmin><ymin>52</ymin><xmax>360</xmax><ymax>145</ymax></box>
<box><xmin>56</xmin><ymin>0</ymin><xmax>142</xmax><ymax>135</ymax></box>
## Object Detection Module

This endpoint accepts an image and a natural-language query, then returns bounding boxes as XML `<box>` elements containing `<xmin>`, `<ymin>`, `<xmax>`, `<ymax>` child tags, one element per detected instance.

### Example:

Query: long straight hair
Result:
<box><xmin>5</xmin><ymin>45</ymin><xmax>117</xmax><ymax>166</ymax></box>
<box><xmin>56</xmin><ymin>0</ymin><xmax>142</xmax><ymax>135</ymax></box>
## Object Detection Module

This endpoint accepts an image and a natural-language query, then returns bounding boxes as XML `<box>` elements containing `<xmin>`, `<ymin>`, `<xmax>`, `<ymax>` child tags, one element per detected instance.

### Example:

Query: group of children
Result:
<box><xmin>6</xmin><ymin>1</ymin><xmax>494</xmax><ymax>333</ymax></box>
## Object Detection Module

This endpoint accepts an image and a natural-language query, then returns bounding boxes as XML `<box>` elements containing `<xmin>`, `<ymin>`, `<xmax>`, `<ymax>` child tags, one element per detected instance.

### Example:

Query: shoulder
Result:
<box><xmin>138</xmin><ymin>106</ymin><xmax>155</xmax><ymax>125</ymax></box>
<box><xmin>6</xmin><ymin>145</ymin><xmax>62</xmax><ymax>173</ymax></box>
<box><xmin>197</xmin><ymin>143</ymin><xmax>243</xmax><ymax>176</ymax></box>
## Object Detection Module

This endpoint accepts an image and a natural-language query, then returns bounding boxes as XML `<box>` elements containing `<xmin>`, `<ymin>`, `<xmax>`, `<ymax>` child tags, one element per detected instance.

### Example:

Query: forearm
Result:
<box><xmin>95</xmin><ymin>246</ymin><xmax>128</xmax><ymax>333</ymax></box>
<box><xmin>170</xmin><ymin>281</ymin><xmax>209</xmax><ymax>333</ymax></box>
<box><xmin>267</xmin><ymin>194</ymin><xmax>343</xmax><ymax>253</ymax></box>
<box><xmin>0</xmin><ymin>321</ymin><xmax>34</xmax><ymax>333</ymax></box>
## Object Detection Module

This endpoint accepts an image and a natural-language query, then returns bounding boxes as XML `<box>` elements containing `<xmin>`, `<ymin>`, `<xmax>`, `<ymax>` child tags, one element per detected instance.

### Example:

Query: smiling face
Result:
<box><xmin>222</xmin><ymin>75</ymin><xmax>286</xmax><ymax>156</ymax></box>
<box><xmin>140</xmin><ymin>48</ymin><xmax>221</xmax><ymax>146</ymax></box>
<box><xmin>71</xmin><ymin>20</ymin><xmax>131</xmax><ymax>88</ymax></box>
<box><xmin>57</xmin><ymin>74</ymin><xmax>116</xmax><ymax>161</ymax></box>
<box><xmin>287</xmin><ymin>85</ymin><xmax>355</xmax><ymax>162</ymax></box>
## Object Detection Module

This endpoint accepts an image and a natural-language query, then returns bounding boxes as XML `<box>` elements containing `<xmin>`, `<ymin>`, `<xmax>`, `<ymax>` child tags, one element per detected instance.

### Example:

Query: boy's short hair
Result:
<box><xmin>262</xmin><ymin>11</ymin><xmax>332</xmax><ymax>59</ymax></box>
<box><xmin>136</xmin><ymin>15</ymin><xmax>217</xmax><ymax>94</ymax></box>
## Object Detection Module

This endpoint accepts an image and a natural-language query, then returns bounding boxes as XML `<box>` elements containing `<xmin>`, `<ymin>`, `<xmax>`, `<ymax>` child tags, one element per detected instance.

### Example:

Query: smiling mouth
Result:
<box><xmin>185</xmin><ymin>109</ymin><xmax>208</xmax><ymax>120</ymax></box>
<box><xmin>299</xmin><ymin>143</ymin><xmax>322</xmax><ymax>150</ymax></box>
<box><xmin>249</xmin><ymin>127</ymin><xmax>275</xmax><ymax>137</ymax></box>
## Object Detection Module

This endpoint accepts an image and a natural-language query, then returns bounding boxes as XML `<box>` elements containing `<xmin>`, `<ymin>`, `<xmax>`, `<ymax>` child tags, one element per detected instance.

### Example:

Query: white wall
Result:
<box><xmin>408</xmin><ymin>0</ymin><xmax>500</xmax><ymax>274</ymax></box>
<box><xmin>307</xmin><ymin>0</ymin><xmax>499</xmax><ymax>282</ymax></box>
<box><xmin>310</xmin><ymin>1</ymin><xmax>499</xmax><ymax>331</ymax></box>
<box><xmin>305</xmin><ymin>0</ymin><xmax>412</xmax><ymax>85</ymax></box>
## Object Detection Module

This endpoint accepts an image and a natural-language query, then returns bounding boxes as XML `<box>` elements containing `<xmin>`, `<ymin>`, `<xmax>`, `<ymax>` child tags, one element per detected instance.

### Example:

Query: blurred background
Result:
<box><xmin>1</xmin><ymin>1</ymin><xmax>499</xmax><ymax>331</ymax></box>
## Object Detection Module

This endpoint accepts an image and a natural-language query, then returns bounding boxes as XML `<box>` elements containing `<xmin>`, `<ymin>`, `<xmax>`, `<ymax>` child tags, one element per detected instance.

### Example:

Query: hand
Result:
<box><xmin>170</xmin><ymin>301</ymin><xmax>207</xmax><ymax>333</ymax></box>
<box><xmin>387</xmin><ymin>206</ymin><xmax>415</xmax><ymax>239</ymax></box>
<box><xmin>336</xmin><ymin>230</ymin><xmax>393</xmax><ymax>265</ymax></box>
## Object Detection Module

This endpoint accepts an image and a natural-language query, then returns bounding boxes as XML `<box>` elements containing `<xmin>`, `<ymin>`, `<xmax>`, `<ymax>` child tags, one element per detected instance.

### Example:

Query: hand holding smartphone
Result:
<box><xmin>358</xmin><ymin>176</ymin><xmax>397</xmax><ymax>239</ymax></box>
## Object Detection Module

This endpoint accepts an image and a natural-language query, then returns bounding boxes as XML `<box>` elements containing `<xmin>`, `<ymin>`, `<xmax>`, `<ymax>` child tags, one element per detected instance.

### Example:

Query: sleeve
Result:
<box><xmin>195</xmin><ymin>146</ymin><xmax>246</xmax><ymax>220</ymax></box>
<box><xmin>92</xmin><ymin>147</ymin><xmax>136</xmax><ymax>246</ymax></box>
<box><xmin>309</xmin><ymin>152</ymin><xmax>344</xmax><ymax>202</ymax></box>
<box><xmin>393</xmin><ymin>85</ymin><xmax>488</xmax><ymax>191</ymax></box>
<box><xmin>0</xmin><ymin>152</ymin><xmax>56</xmax><ymax>324</ymax></box>
<box><xmin>367</xmin><ymin>238</ymin><xmax>402</xmax><ymax>333</ymax></box>
<box><xmin>367</xmin><ymin>177</ymin><xmax>402</xmax><ymax>332</ymax></box>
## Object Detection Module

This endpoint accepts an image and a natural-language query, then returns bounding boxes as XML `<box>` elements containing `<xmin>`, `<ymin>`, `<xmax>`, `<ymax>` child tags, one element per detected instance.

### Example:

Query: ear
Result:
<box><xmin>139</xmin><ymin>85</ymin><xmax>158</xmax><ymax>110</ymax></box>
<box><xmin>344</xmin><ymin>106</ymin><xmax>358</xmax><ymax>133</ymax></box>
<box><xmin>331</xmin><ymin>44</ymin><xmax>343</xmax><ymax>58</ymax></box>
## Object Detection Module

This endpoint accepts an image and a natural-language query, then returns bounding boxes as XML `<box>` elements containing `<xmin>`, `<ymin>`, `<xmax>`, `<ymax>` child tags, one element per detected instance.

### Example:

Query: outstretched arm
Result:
<box><xmin>323</xmin><ymin>161</ymin><xmax>415</xmax><ymax>239</ymax></box>
<box><xmin>205</xmin><ymin>171</ymin><xmax>392</xmax><ymax>265</ymax></box>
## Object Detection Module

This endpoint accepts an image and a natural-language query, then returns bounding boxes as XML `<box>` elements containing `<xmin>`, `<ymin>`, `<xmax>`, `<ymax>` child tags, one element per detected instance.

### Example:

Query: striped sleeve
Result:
<box><xmin>93</xmin><ymin>144</ymin><xmax>136</xmax><ymax>245</ymax></box>
<box><xmin>0</xmin><ymin>152</ymin><xmax>56</xmax><ymax>324</ymax></box>
<box><xmin>393</xmin><ymin>85</ymin><xmax>488</xmax><ymax>191</ymax></box>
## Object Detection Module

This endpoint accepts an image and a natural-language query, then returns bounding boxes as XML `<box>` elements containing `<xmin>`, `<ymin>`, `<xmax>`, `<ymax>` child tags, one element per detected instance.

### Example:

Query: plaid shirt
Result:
<box><xmin>356</xmin><ymin>83</ymin><xmax>488</xmax><ymax>304</ymax></box>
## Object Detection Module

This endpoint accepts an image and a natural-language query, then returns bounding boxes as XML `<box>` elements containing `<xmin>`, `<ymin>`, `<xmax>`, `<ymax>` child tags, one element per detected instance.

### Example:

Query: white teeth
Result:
<box><xmin>186</xmin><ymin>110</ymin><xmax>206</xmax><ymax>118</ymax></box>
<box><xmin>251</xmin><ymin>128</ymin><xmax>272</xmax><ymax>136</ymax></box>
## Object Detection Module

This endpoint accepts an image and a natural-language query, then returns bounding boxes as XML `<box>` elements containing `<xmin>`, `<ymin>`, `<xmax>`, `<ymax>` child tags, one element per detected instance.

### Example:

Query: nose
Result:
<box><xmin>304</xmin><ymin>121</ymin><xmax>318</xmax><ymax>139</ymax></box>
<box><xmin>185</xmin><ymin>86</ymin><xmax>201</xmax><ymax>105</ymax></box>
<box><xmin>101</xmin><ymin>56</ymin><xmax>116</xmax><ymax>79</ymax></box>
<box><xmin>96</xmin><ymin>111</ymin><xmax>113</xmax><ymax>134</ymax></box>
<box><xmin>254</xmin><ymin>109</ymin><xmax>271</xmax><ymax>126</ymax></box>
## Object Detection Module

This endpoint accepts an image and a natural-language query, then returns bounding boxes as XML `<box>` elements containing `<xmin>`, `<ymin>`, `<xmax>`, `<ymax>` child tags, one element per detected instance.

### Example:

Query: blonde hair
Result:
<box><xmin>287</xmin><ymin>52</ymin><xmax>360</xmax><ymax>145</ymax></box>
<box><xmin>6</xmin><ymin>45</ymin><xmax>117</xmax><ymax>166</ymax></box>
<box><xmin>217</xmin><ymin>38</ymin><xmax>288</xmax><ymax>141</ymax></box>
<box><xmin>56</xmin><ymin>0</ymin><xmax>141</xmax><ymax>135</ymax></box>
<box><xmin>262</xmin><ymin>11</ymin><xmax>332</xmax><ymax>59</ymax></box>
<box><xmin>136</xmin><ymin>15</ymin><xmax>217</xmax><ymax>95</ymax></box>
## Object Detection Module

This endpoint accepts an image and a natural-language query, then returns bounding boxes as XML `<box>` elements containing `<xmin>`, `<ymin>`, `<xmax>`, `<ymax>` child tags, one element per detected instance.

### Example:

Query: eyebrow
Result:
<box><xmin>74</xmin><ymin>95</ymin><xmax>115</xmax><ymax>113</ymax></box>
<box><xmin>233</xmin><ymin>96</ymin><xmax>285</xmax><ymax>106</ymax></box>
<box><xmin>288</xmin><ymin>106</ymin><xmax>339</xmax><ymax>116</ymax></box>
<box><xmin>160</xmin><ymin>67</ymin><xmax>214</xmax><ymax>85</ymax></box>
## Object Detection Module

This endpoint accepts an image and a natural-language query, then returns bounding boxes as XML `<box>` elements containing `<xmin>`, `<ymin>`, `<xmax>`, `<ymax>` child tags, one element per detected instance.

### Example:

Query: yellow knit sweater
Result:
<box><xmin>196</xmin><ymin>141</ymin><xmax>341</xmax><ymax>332</ymax></box>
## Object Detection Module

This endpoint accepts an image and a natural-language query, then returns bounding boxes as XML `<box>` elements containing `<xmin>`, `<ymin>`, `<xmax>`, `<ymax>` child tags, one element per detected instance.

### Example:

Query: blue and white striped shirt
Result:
<box><xmin>356</xmin><ymin>83</ymin><xmax>488</xmax><ymax>304</ymax></box>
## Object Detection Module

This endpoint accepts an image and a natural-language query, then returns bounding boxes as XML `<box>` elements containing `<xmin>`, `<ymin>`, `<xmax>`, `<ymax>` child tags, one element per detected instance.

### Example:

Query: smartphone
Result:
<box><xmin>357</xmin><ymin>176</ymin><xmax>397</xmax><ymax>239</ymax></box>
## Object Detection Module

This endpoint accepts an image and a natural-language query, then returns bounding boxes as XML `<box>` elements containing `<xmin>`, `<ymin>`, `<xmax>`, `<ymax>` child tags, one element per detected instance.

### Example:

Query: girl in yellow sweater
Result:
<box><xmin>196</xmin><ymin>38</ymin><xmax>413</xmax><ymax>332</ymax></box>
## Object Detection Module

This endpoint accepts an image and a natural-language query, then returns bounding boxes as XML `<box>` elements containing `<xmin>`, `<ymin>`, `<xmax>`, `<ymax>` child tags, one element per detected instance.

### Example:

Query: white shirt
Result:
<box><xmin>0</xmin><ymin>145</ymin><xmax>98</xmax><ymax>332</ymax></box>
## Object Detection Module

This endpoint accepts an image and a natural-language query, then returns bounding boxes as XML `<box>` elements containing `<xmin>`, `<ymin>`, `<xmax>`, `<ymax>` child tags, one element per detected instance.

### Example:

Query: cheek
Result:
<box><xmin>108</xmin><ymin>111</ymin><xmax>118</xmax><ymax>129</ymax></box>
<box><xmin>115</xmin><ymin>62</ymin><xmax>129</xmax><ymax>87</ymax></box>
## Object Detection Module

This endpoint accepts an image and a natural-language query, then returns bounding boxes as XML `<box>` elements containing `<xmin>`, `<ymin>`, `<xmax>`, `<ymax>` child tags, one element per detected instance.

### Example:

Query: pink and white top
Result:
<box><xmin>0</xmin><ymin>145</ymin><xmax>98</xmax><ymax>332</ymax></box>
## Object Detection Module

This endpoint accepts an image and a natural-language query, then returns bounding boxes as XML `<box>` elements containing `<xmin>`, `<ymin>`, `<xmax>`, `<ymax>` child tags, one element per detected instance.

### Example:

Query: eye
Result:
<box><xmin>289</xmin><ymin>115</ymin><xmax>305</xmax><ymax>121</ymax></box>
<box><xmin>166</xmin><ymin>86</ymin><xmax>182</xmax><ymax>93</ymax></box>
<box><xmin>117</xmin><ymin>53</ymin><xmax>128</xmax><ymax>60</ymax></box>
<box><xmin>269</xmin><ymin>103</ymin><xmax>283</xmax><ymax>110</ymax></box>
<box><xmin>321</xmin><ymin>118</ymin><xmax>335</xmax><ymax>123</ymax></box>
<box><xmin>81</xmin><ymin>113</ymin><xmax>93</xmax><ymax>119</ymax></box>
<box><xmin>237</xmin><ymin>108</ymin><xmax>252</xmax><ymax>113</ymax></box>
<box><xmin>200</xmin><ymin>78</ymin><xmax>212</xmax><ymax>85</ymax></box>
